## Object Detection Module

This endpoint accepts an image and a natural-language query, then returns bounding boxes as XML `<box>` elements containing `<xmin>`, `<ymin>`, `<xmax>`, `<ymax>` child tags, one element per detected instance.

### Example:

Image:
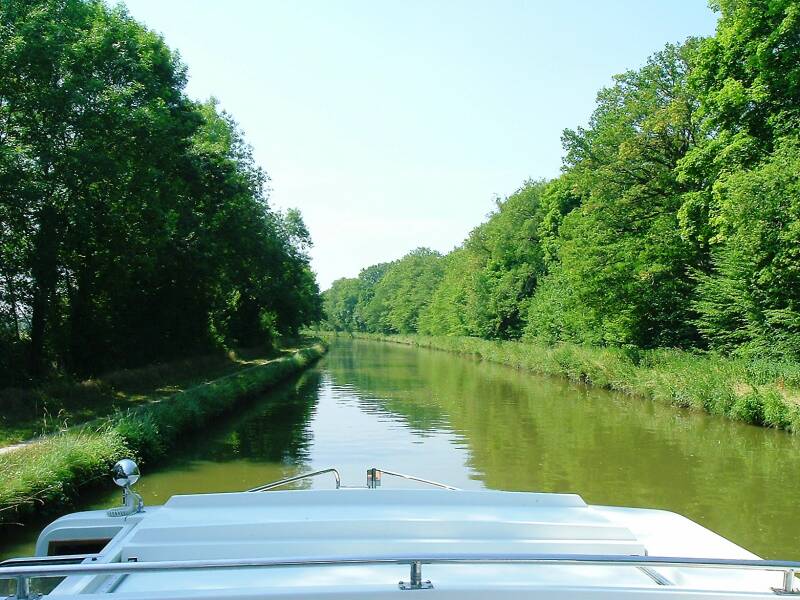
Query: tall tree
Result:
<box><xmin>420</xmin><ymin>181</ymin><xmax>546</xmax><ymax>339</ymax></box>
<box><xmin>685</xmin><ymin>0</ymin><xmax>800</xmax><ymax>359</ymax></box>
<box><xmin>0</xmin><ymin>1</ymin><xmax>322</xmax><ymax>383</ymax></box>
<box><xmin>534</xmin><ymin>42</ymin><xmax>703</xmax><ymax>347</ymax></box>
<box><xmin>694</xmin><ymin>140</ymin><xmax>800</xmax><ymax>358</ymax></box>
<box><xmin>362</xmin><ymin>248</ymin><xmax>443</xmax><ymax>334</ymax></box>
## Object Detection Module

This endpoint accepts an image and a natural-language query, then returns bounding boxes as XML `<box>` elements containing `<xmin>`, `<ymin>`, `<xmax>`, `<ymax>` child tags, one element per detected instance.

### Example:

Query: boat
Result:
<box><xmin>1</xmin><ymin>459</ymin><xmax>797</xmax><ymax>598</ymax></box>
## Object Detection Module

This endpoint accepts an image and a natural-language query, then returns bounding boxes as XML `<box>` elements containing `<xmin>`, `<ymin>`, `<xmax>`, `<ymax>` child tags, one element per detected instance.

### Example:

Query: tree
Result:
<box><xmin>362</xmin><ymin>248</ymin><xmax>443</xmax><ymax>334</ymax></box>
<box><xmin>322</xmin><ymin>278</ymin><xmax>361</xmax><ymax>332</ymax></box>
<box><xmin>418</xmin><ymin>249</ymin><xmax>475</xmax><ymax>337</ymax></box>
<box><xmin>682</xmin><ymin>0</ymin><xmax>800</xmax><ymax>359</ymax></box>
<box><xmin>532</xmin><ymin>42</ymin><xmax>703</xmax><ymax>347</ymax></box>
<box><xmin>0</xmin><ymin>1</ymin><xmax>322</xmax><ymax>384</ymax></box>
<box><xmin>0</xmin><ymin>0</ymin><xmax>203</xmax><ymax>374</ymax></box>
<box><xmin>420</xmin><ymin>181</ymin><xmax>546</xmax><ymax>339</ymax></box>
<box><xmin>335</xmin><ymin>1</ymin><xmax>800</xmax><ymax>362</ymax></box>
<box><xmin>694</xmin><ymin>140</ymin><xmax>800</xmax><ymax>358</ymax></box>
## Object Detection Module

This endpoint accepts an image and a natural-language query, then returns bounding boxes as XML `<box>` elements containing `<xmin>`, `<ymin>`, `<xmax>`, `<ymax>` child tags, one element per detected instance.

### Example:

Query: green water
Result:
<box><xmin>2</xmin><ymin>339</ymin><xmax>799</xmax><ymax>560</ymax></box>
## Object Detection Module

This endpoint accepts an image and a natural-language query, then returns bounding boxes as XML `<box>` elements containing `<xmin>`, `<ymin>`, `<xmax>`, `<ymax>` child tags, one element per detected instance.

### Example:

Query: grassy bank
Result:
<box><xmin>0</xmin><ymin>343</ymin><xmax>326</xmax><ymax>524</ymax></box>
<box><xmin>341</xmin><ymin>332</ymin><xmax>800</xmax><ymax>433</ymax></box>
<box><xmin>0</xmin><ymin>344</ymin><xmax>314</xmax><ymax>448</ymax></box>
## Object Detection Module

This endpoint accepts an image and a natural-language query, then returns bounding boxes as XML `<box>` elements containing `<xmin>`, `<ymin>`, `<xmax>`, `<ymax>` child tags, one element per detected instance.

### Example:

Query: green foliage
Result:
<box><xmin>322</xmin><ymin>277</ymin><xmax>362</xmax><ymax>332</ymax></box>
<box><xmin>0</xmin><ymin>343</ymin><xmax>326</xmax><ymax>522</ymax></box>
<box><xmin>324</xmin><ymin>2</ymin><xmax>800</xmax><ymax>367</ymax></box>
<box><xmin>350</xmin><ymin>332</ymin><xmax>800</xmax><ymax>433</ymax></box>
<box><xmin>695</xmin><ymin>140</ymin><xmax>800</xmax><ymax>358</ymax></box>
<box><xmin>420</xmin><ymin>182</ymin><xmax>546</xmax><ymax>339</ymax></box>
<box><xmin>363</xmin><ymin>248</ymin><xmax>443</xmax><ymax>334</ymax></box>
<box><xmin>544</xmin><ymin>42</ymin><xmax>703</xmax><ymax>348</ymax></box>
<box><xmin>0</xmin><ymin>1</ymin><xmax>320</xmax><ymax>384</ymax></box>
<box><xmin>322</xmin><ymin>250</ymin><xmax>444</xmax><ymax>335</ymax></box>
<box><xmin>690</xmin><ymin>0</ymin><xmax>800</xmax><ymax>153</ymax></box>
<box><xmin>417</xmin><ymin>249</ymin><xmax>476</xmax><ymax>337</ymax></box>
<box><xmin>684</xmin><ymin>0</ymin><xmax>800</xmax><ymax>361</ymax></box>
<box><xmin>523</xmin><ymin>268</ymin><xmax>602</xmax><ymax>345</ymax></box>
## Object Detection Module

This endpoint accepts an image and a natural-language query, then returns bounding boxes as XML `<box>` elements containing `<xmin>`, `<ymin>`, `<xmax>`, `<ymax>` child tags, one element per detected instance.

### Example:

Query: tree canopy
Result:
<box><xmin>0</xmin><ymin>0</ymin><xmax>321</xmax><ymax>385</ymax></box>
<box><xmin>324</xmin><ymin>0</ymin><xmax>800</xmax><ymax>362</ymax></box>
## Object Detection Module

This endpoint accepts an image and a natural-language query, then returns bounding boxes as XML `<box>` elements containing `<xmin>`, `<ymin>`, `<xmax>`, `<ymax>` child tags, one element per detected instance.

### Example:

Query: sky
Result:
<box><xmin>119</xmin><ymin>1</ymin><xmax>719</xmax><ymax>290</ymax></box>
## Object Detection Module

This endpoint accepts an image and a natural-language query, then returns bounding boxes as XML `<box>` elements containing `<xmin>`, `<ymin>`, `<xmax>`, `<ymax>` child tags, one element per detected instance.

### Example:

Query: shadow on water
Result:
<box><xmin>3</xmin><ymin>338</ymin><xmax>799</xmax><ymax>563</ymax></box>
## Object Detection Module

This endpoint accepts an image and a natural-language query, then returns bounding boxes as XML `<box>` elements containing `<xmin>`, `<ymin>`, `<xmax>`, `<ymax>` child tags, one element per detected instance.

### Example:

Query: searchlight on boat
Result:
<box><xmin>107</xmin><ymin>459</ymin><xmax>144</xmax><ymax>517</ymax></box>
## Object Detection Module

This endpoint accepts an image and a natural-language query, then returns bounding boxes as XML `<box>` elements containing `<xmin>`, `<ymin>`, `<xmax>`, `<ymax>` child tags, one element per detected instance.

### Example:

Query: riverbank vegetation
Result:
<box><xmin>343</xmin><ymin>333</ymin><xmax>800</xmax><ymax>432</ymax></box>
<box><xmin>0</xmin><ymin>342</ymin><xmax>311</xmax><ymax>448</ymax></box>
<box><xmin>321</xmin><ymin>339</ymin><xmax>800</xmax><ymax>560</ymax></box>
<box><xmin>0</xmin><ymin>342</ymin><xmax>326</xmax><ymax>524</ymax></box>
<box><xmin>0</xmin><ymin>0</ymin><xmax>321</xmax><ymax>388</ymax></box>
<box><xmin>323</xmin><ymin>0</ymin><xmax>800</xmax><ymax>430</ymax></box>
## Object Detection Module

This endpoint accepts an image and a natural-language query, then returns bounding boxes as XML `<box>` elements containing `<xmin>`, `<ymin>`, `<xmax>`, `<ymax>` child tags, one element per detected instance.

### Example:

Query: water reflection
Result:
<box><xmin>325</xmin><ymin>340</ymin><xmax>800</xmax><ymax>559</ymax></box>
<box><xmin>2</xmin><ymin>339</ymin><xmax>798</xmax><ymax>562</ymax></box>
<box><xmin>196</xmin><ymin>370</ymin><xmax>319</xmax><ymax>464</ymax></box>
<box><xmin>0</xmin><ymin>371</ymin><xmax>321</xmax><ymax>560</ymax></box>
<box><xmin>127</xmin><ymin>370</ymin><xmax>321</xmax><ymax>502</ymax></box>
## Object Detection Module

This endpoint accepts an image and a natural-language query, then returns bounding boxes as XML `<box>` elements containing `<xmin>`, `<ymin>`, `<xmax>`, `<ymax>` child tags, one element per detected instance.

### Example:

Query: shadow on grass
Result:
<box><xmin>0</xmin><ymin>341</ymin><xmax>316</xmax><ymax>447</ymax></box>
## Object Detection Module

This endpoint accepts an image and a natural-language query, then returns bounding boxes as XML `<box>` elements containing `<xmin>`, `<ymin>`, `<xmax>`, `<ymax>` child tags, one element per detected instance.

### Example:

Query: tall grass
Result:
<box><xmin>346</xmin><ymin>333</ymin><xmax>800</xmax><ymax>433</ymax></box>
<box><xmin>0</xmin><ymin>343</ymin><xmax>326</xmax><ymax>524</ymax></box>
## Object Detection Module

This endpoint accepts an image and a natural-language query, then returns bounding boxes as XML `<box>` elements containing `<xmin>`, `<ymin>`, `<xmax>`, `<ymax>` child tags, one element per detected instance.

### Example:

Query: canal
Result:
<box><xmin>2</xmin><ymin>338</ymin><xmax>799</xmax><ymax>560</ymax></box>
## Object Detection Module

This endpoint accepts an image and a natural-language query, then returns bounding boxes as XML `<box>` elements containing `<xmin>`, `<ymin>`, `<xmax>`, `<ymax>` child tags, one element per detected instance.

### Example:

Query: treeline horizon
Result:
<box><xmin>0</xmin><ymin>0</ymin><xmax>321</xmax><ymax>386</ymax></box>
<box><xmin>324</xmin><ymin>0</ymin><xmax>800</xmax><ymax>361</ymax></box>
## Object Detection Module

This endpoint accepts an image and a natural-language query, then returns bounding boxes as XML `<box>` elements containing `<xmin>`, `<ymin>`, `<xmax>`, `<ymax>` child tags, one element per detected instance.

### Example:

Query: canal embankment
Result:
<box><xmin>337</xmin><ymin>332</ymin><xmax>800</xmax><ymax>433</ymax></box>
<box><xmin>0</xmin><ymin>342</ymin><xmax>327</xmax><ymax>525</ymax></box>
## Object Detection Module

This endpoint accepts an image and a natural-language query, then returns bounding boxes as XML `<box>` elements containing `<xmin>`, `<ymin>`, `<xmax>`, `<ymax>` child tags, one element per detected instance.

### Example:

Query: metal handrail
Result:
<box><xmin>0</xmin><ymin>555</ymin><xmax>102</xmax><ymax>600</ymax></box>
<box><xmin>0</xmin><ymin>553</ymin><xmax>797</xmax><ymax>593</ymax></box>
<box><xmin>369</xmin><ymin>468</ymin><xmax>460</xmax><ymax>491</ymax></box>
<box><xmin>246</xmin><ymin>468</ymin><xmax>341</xmax><ymax>492</ymax></box>
<box><xmin>0</xmin><ymin>555</ymin><xmax>98</xmax><ymax>568</ymax></box>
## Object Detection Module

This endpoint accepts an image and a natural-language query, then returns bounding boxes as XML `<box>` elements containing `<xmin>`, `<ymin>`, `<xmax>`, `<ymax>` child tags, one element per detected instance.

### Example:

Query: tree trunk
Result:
<box><xmin>29</xmin><ymin>205</ymin><xmax>60</xmax><ymax>377</ymax></box>
<box><xmin>4</xmin><ymin>273</ymin><xmax>20</xmax><ymax>341</ymax></box>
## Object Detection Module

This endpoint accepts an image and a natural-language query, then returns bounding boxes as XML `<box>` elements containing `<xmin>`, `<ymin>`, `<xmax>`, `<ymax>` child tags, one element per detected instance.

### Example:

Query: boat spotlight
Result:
<box><xmin>107</xmin><ymin>458</ymin><xmax>144</xmax><ymax>517</ymax></box>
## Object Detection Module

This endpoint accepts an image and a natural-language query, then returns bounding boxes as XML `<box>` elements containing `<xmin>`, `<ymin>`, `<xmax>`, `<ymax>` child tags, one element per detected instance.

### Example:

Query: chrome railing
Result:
<box><xmin>0</xmin><ymin>555</ymin><xmax>101</xmax><ymax>600</ymax></box>
<box><xmin>366</xmin><ymin>468</ymin><xmax>460</xmax><ymax>490</ymax></box>
<box><xmin>246</xmin><ymin>467</ymin><xmax>458</xmax><ymax>492</ymax></box>
<box><xmin>1</xmin><ymin>553</ymin><xmax>798</xmax><ymax>595</ymax></box>
<box><xmin>0</xmin><ymin>555</ymin><xmax>99</xmax><ymax>568</ymax></box>
<box><xmin>246</xmin><ymin>468</ymin><xmax>341</xmax><ymax>492</ymax></box>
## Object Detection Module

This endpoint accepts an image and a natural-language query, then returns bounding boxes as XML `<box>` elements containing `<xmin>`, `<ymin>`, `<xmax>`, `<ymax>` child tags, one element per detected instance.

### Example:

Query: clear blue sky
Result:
<box><xmin>120</xmin><ymin>1</ymin><xmax>719</xmax><ymax>290</ymax></box>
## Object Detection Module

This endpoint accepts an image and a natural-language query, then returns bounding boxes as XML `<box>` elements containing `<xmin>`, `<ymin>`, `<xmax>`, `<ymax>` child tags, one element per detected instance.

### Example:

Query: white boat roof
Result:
<box><xmin>29</xmin><ymin>488</ymin><xmax>791</xmax><ymax>598</ymax></box>
<box><xmin>122</xmin><ymin>489</ymin><xmax>646</xmax><ymax>561</ymax></box>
